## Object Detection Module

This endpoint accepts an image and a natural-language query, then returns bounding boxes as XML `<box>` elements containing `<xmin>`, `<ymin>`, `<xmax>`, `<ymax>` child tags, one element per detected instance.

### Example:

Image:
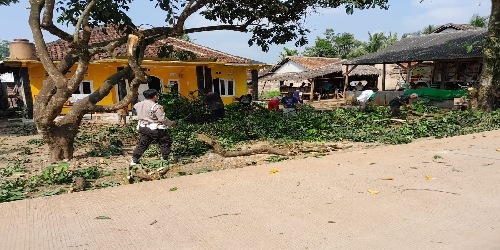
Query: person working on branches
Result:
<box><xmin>281</xmin><ymin>91</ymin><xmax>300</xmax><ymax>116</ymax></box>
<box><xmin>389</xmin><ymin>93</ymin><xmax>418</xmax><ymax>118</ymax></box>
<box><xmin>205</xmin><ymin>91</ymin><xmax>225</xmax><ymax>121</ymax></box>
<box><xmin>239</xmin><ymin>89</ymin><xmax>253</xmax><ymax>114</ymax></box>
<box><xmin>357</xmin><ymin>88</ymin><xmax>378</xmax><ymax>113</ymax></box>
<box><xmin>131</xmin><ymin>89</ymin><xmax>176</xmax><ymax>166</ymax></box>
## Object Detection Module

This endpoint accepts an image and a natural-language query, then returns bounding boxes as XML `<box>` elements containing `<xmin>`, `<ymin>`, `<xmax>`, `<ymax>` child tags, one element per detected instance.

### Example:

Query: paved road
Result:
<box><xmin>1</xmin><ymin>131</ymin><xmax>500</xmax><ymax>250</ymax></box>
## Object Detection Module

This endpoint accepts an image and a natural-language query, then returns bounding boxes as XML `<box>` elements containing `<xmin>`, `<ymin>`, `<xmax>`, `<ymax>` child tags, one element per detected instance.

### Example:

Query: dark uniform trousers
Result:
<box><xmin>133</xmin><ymin>126</ymin><xmax>172</xmax><ymax>159</ymax></box>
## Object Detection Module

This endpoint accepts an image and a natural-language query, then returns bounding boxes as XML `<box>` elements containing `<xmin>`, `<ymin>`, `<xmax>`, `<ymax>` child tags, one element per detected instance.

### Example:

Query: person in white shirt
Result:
<box><xmin>356</xmin><ymin>82</ymin><xmax>364</xmax><ymax>91</ymax></box>
<box><xmin>356</xmin><ymin>88</ymin><xmax>378</xmax><ymax>113</ymax></box>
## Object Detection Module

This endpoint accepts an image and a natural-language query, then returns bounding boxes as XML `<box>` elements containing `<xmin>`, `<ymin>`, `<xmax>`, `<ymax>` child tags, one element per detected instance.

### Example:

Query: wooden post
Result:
<box><xmin>251</xmin><ymin>69</ymin><xmax>258</xmax><ymax>100</ymax></box>
<box><xmin>310</xmin><ymin>79</ymin><xmax>315</xmax><ymax>101</ymax></box>
<box><xmin>430</xmin><ymin>61</ymin><xmax>436</xmax><ymax>87</ymax></box>
<box><xmin>406</xmin><ymin>62</ymin><xmax>411</xmax><ymax>85</ymax></box>
<box><xmin>381</xmin><ymin>64</ymin><xmax>386</xmax><ymax>91</ymax></box>
<box><xmin>343</xmin><ymin>65</ymin><xmax>349</xmax><ymax>99</ymax></box>
<box><xmin>14</xmin><ymin>67</ymin><xmax>33</xmax><ymax>119</ymax></box>
<box><xmin>440</xmin><ymin>61</ymin><xmax>446</xmax><ymax>89</ymax></box>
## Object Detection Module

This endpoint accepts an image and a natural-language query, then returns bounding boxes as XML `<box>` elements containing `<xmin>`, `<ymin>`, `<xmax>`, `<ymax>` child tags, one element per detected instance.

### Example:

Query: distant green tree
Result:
<box><xmin>421</xmin><ymin>24</ymin><xmax>437</xmax><ymax>34</ymax></box>
<box><xmin>365</xmin><ymin>32</ymin><xmax>386</xmax><ymax>53</ymax></box>
<box><xmin>278</xmin><ymin>47</ymin><xmax>299</xmax><ymax>61</ymax></box>
<box><xmin>469</xmin><ymin>13</ymin><xmax>489</xmax><ymax>27</ymax></box>
<box><xmin>334</xmin><ymin>32</ymin><xmax>364</xmax><ymax>59</ymax></box>
<box><xmin>346</xmin><ymin>32</ymin><xmax>399</xmax><ymax>59</ymax></box>
<box><xmin>302</xmin><ymin>37</ymin><xmax>337</xmax><ymax>57</ymax></box>
<box><xmin>0</xmin><ymin>40</ymin><xmax>9</xmax><ymax>60</ymax></box>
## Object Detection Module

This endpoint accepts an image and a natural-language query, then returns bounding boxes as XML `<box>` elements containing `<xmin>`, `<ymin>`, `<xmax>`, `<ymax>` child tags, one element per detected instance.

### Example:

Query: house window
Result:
<box><xmin>212</xmin><ymin>78</ymin><xmax>235</xmax><ymax>96</ymax></box>
<box><xmin>42</xmin><ymin>80</ymin><xmax>93</xmax><ymax>95</ymax></box>
<box><xmin>73</xmin><ymin>81</ymin><xmax>93</xmax><ymax>94</ymax></box>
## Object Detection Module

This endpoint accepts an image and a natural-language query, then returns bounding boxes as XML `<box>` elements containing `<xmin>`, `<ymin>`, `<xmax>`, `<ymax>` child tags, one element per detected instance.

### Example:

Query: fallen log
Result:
<box><xmin>196</xmin><ymin>133</ymin><xmax>291</xmax><ymax>157</ymax></box>
<box><xmin>373</xmin><ymin>118</ymin><xmax>407</xmax><ymax>123</ymax></box>
<box><xmin>410</xmin><ymin>111</ymin><xmax>451</xmax><ymax>117</ymax></box>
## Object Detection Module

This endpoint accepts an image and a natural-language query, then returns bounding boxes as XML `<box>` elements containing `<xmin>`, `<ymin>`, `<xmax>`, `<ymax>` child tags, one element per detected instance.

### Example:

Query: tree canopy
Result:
<box><xmin>298</xmin><ymin>29</ymin><xmax>398</xmax><ymax>59</ymax></box>
<box><xmin>279</xmin><ymin>47</ymin><xmax>299</xmax><ymax>61</ymax></box>
<box><xmin>469</xmin><ymin>13</ymin><xmax>489</xmax><ymax>28</ymax></box>
<box><xmin>0</xmin><ymin>40</ymin><xmax>8</xmax><ymax>60</ymax></box>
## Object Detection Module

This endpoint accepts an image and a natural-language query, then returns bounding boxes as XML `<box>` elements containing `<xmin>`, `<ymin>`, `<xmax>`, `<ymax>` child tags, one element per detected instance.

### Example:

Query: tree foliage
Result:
<box><xmin>300</xmin><ymin>29</ymin><xmax>399</xmax><ymax>59</ymax></box>
<box><xmin>279</xmin><ymin>47</ymin><xmax>299</xmax><ymax>61</ymax></box>
<box><xmin>469</xmin><ymin>13</ymin><xmax>489</xmax><ymax>28</ymax></box>
<box><xmin>0</xmin><ymin>40</ymin><xmax>8</xmax><ymax>60</ymax></box>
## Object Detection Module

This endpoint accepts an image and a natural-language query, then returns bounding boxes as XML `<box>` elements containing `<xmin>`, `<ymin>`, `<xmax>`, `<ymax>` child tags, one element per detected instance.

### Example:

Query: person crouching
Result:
<box><xmin>281</xmin><ymin>91</ymin><xmax>299</xmax><ymax>116</ymax></box>
<box><xmin>356</xmin><ymin>88</ymin><xmax>378</xmax><ymax>113</ymax></box>
<box><xmin>389</xmin><ymin>93</ymin><xmax>418</xmax><ymax>117</ymax></box>
<box><xmin>130</xmin><ymin>89</ymin><xmax>176</xmax><ymax>166</ymax></box>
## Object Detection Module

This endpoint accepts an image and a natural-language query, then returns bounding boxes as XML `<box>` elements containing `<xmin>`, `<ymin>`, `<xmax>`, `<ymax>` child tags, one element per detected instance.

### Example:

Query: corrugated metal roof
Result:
<box><xmin>345</xmin><ymin>28</ymin><xmax>487</xmax><ymax>65</ymax></box>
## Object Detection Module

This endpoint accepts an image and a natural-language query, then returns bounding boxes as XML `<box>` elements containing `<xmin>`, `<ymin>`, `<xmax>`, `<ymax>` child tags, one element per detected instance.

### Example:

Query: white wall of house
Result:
<box><xmin>439</xmin><ymin>28</ymin><xmax>460</xmax><ymax>33</ymax></box>
<box><xmin>274</xmin><ymin>60</ymin><xmax>308</xmax><ymax>74</ymax></box>
<box><xmin>375</xmin><ymin>64</ymin><xmax>406</xmax><ymax>90</ymax></box>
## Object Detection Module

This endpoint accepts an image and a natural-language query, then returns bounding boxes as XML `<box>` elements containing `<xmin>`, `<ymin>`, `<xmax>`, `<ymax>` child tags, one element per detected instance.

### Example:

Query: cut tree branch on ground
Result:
<box><xmin>373</xmin><ymin>118</ymin><xmax>407</xmax><ymax>123</ymax></box>
<box><xmin>196</xmin><ymin>133</ymin><xmax>353</xmax><ymax>157</ymax></box>
<box><xmin>196</xmin><ymin>134</ymin><xmax>292</xmax><ymax>157</ymax></box>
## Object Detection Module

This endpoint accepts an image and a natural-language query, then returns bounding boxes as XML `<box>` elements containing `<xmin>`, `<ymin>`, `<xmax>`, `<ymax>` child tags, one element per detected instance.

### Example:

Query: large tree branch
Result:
<box><xmin>34</xmin><ymin>52</ymin><xmax>79</xmax><ymax>127</ymax></box>
<box><xmin>66</xmin><ymin>35</ymin><xmax>148</xmax><ymax>116</ymax></box>
<box><xmin>67</xmin><ymin>52</ymin><xmax>91</xmax><ymax>94</ymax></box>
<box><xmin>175</xmin><ymin>0</ymin><xmax>210</xmax><ymax>33</ymax></box>
<box><xmin>40</xmin><ymin>0</ymin><xmax>73</xmax><ymax>42</ymax></box>
<box><xmin>29</xmin><ymin>0</ymin><xmax>68</xmax><ymax>88</ymax></box>
<box><xmin>89</xmin><ymin>77</ymin><xmax>142</xmax><ymax>112</ymax></box>
<box><xmin>184</xmin><ymin>25</ymin><xmax>250</xmax><ymax>35</ymax></box>
<box><xmin>74</xmin><ymin>0</ymin><xmax>97</xmax><ymax>43</ymax></box>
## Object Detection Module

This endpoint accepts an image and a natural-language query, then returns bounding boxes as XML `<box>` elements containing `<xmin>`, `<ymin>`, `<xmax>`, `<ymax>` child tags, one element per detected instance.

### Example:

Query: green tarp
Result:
<box><xmin>404</xmin><ymin>88</ymin><xmax>468</xmax><ymax>101</ymax></box>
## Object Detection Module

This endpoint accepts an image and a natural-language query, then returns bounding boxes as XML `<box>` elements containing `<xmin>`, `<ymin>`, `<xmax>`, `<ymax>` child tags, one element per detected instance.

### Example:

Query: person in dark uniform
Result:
<box><xmin>388</xmin><ymin>93</ymin><xmax>418</xmax><ymax>117</ymax></box>
<box><xmin>205</xmin><ymin>91</ymin><xmax>225</xmax><ymax>121</ymax></box>
<box><xmin>130</xmin><ymin>89</ymin><xmax>176</xmax><ymax>166</ymax></box>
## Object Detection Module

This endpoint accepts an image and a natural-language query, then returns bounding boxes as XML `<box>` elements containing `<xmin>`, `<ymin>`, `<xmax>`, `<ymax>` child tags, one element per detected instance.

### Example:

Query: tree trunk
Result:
<box><xmin>477</xmin><ymin>0</ymin><xmax>500</xmax><ymax>111</ymax></box>
<box><xmin>38</xmin><ymin>121</ymin><xmax>81</xmax><ymax>162</ymax></box>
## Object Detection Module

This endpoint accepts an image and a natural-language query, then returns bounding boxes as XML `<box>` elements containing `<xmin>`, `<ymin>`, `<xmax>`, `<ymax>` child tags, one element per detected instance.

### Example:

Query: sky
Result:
<box><xmin>0</xmin><ymin>0</ymin><xmax>491</xmax><ymax>64</ymax></box>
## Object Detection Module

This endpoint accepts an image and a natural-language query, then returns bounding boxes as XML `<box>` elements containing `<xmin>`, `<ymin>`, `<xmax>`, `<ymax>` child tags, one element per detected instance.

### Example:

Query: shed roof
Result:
<box><xmin>260</xmin><ymin>60</ymin><xmax>381</xmax><ymax>82</ymax></box>
<box><xmin>45</xmin><ymin>25</ymin><xmax>255</xmax><ymax>64</ymax></box>
<box><xmin>432</xmin><ymin>23</ymin><xmax>478</xmax><ymax>33</ymax></box>
<box><xmin>344</xmin><ymin>28</ymin><xmax>487</xmax><ymax>65</ymax></box>
<box><xmin>270</xmin><ymin>56</ymin><xmax>342</xmax><ymax>73</ymax></box>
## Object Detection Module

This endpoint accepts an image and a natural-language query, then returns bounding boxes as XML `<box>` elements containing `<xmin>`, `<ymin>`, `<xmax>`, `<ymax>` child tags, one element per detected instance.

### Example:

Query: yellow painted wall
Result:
<box><xmin>27</xmin><ymin>62</ymin><xmax>118</xmax><ymax>114</ymax></box>
<box><xmin>26</xmin><ymin>61</ymin><xmax>252</xmax><ymax>114</ymax></box>
<box><xmin>210</xmin><ymin>65</ymin><xmax>248</xmax><ymax>104</ymax></box>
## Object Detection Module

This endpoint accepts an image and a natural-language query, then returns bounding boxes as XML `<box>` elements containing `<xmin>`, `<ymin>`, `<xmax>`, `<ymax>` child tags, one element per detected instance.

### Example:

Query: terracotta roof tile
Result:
<box><xmin>45</xmin><ymin>25</ymin><xmax>253</xmax><ymax>64</ymax></box>
<box><xmin>432</xmin><ymin>23</ymin><xmax>478</xmax><ymax>33</ymax></box>
<box><xmin>269</xmin><ymin>56</ymin><xmax>342</xmax><ymax>73</ymax></box>
<box><xmin>286</xmin><ymin>56</ymin><xmax>343</xmax><ymax>70</ymax></box>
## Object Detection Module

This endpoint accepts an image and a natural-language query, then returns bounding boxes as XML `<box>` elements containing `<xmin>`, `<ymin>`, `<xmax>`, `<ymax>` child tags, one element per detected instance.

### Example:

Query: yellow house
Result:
<box><xmin>1</xmin><ymin>26</ymin><xmax>265</xmax><ymax>116</ymax></box>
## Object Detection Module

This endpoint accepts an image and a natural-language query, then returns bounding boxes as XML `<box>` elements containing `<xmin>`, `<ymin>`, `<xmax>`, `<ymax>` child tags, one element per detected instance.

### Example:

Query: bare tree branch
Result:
<box><xmin>40</xmin><ymin>0</ymin><xmax>73</xmax><ymax>42</ymax></box>
<box><xmin>184</xmin><ymin>25</ymin><xmax>250</xmax><ymax>34</ymax></box>
<box><xmin>29</xmin><ymin>0</ymin><xmax>68</xmax><ymax>87</ymax></box>
<box><xmin>74</xmin><ymin>0</ymin><xmax>97</xmax><ymax>43</ymax></box>
<box><xmin>175</xmin><ymin>0</ymin><xmax>210</xmax><ymax>33</ymax></box>
<box><xmin>34</xmin><ymin>51</ymin><xmax>79</xmax><ymax>126</ymax></box>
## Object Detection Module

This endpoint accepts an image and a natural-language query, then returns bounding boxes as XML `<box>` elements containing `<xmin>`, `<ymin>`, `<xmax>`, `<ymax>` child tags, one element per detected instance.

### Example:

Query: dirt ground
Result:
<box><xmin>0</xmin><ymin>119</ymin><xmax>374</xmax><ymax>196</ymax></box>
<box><xmin>1</xmin><ymin>130</ymin><xmax>499</xmax><ymax>249</ymax></box>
